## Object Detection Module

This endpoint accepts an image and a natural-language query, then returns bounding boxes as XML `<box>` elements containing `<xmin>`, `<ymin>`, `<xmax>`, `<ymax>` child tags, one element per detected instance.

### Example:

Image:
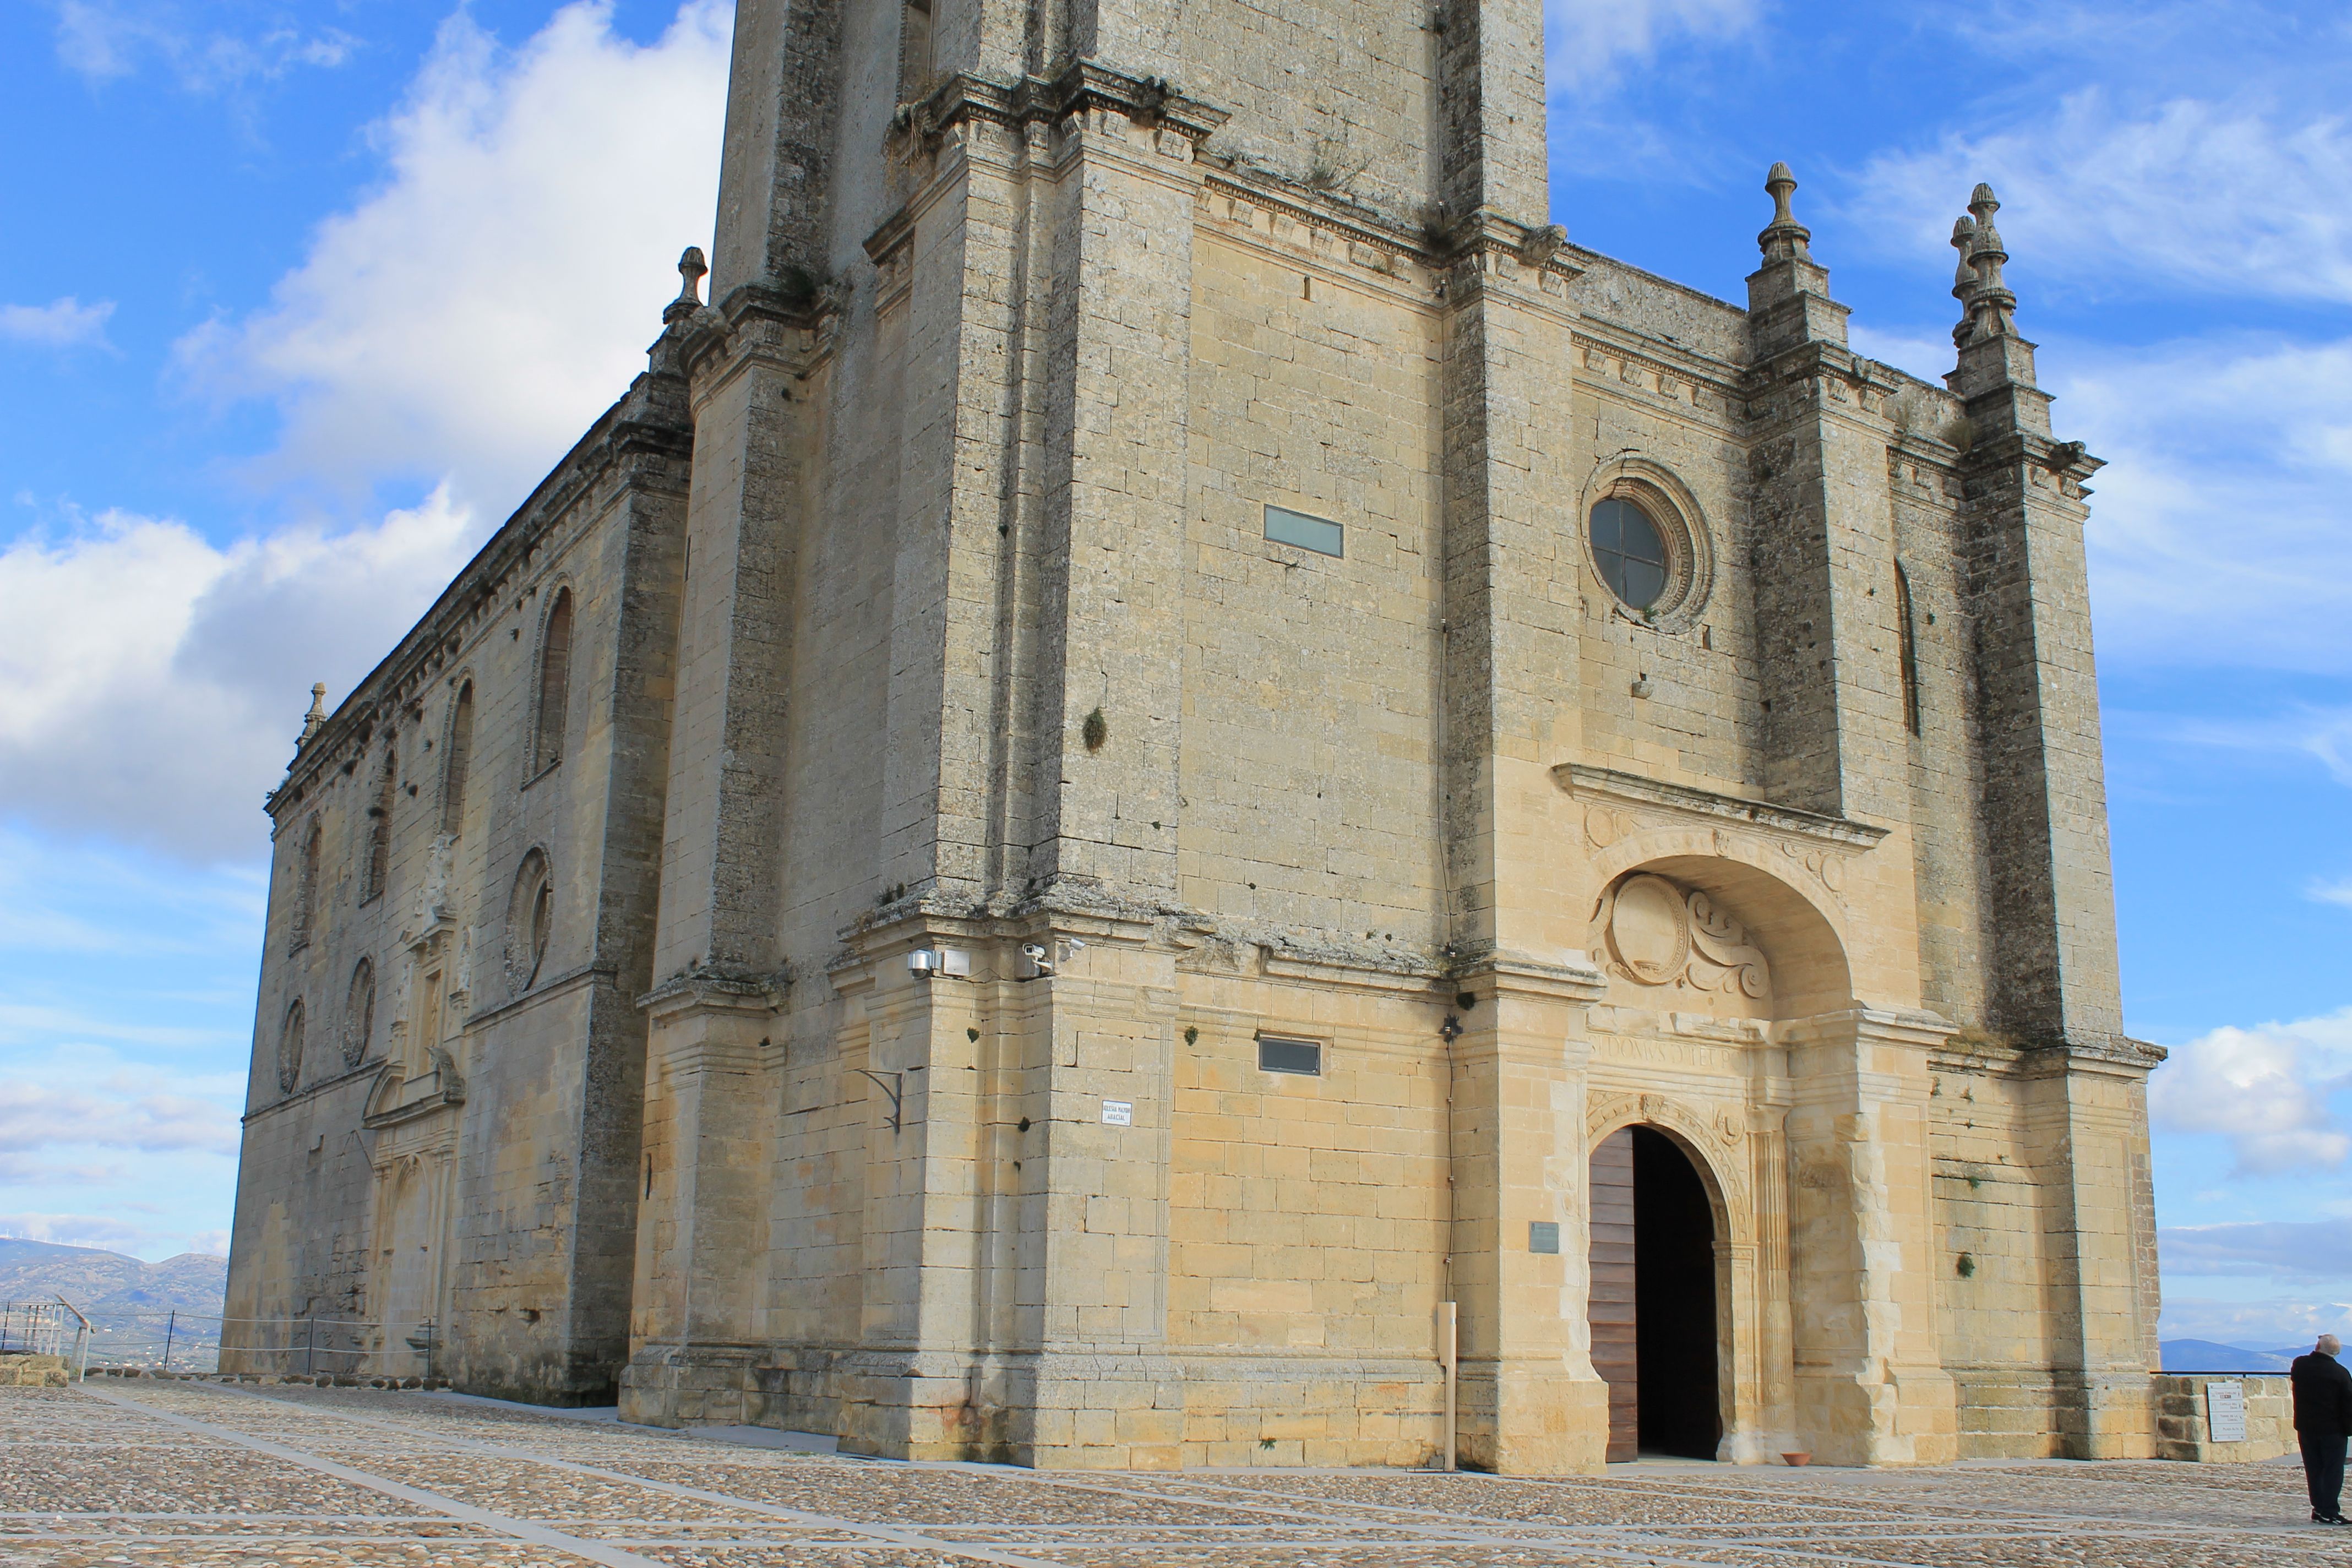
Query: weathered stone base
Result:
<box><xmin>2150</xmin><ymin>1373</ymin><xmax>2289</xmax><ymax>1463</ymax></box>
<box><xmin>1459</xmin><ymin>1357</ymin><xmax>1611</xmax><ymax>1475</ymax></box>
<box><xmin>1795</xmin><ymin>1364</ymin><xmax>1959</xmax><ymax>1467</ymax></box>
<box><xmin>1952</xmin><ymin>1368</ymin><xmax>2069</xmax><ymax>1458</ymax></box>
<box><xmin>0</xmin><ymin>1354</ymin><xmax>68</xmax><ymax>1387</ymax></box>
<box><xmin>616</xmin><ymin>1342</ymin><xmax>767</xmax><ymax>1428</ymax></box>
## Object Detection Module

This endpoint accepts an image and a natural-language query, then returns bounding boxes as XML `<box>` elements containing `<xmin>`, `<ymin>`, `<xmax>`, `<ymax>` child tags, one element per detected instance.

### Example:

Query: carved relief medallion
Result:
<box><xmin>1594</xmin><ymin>872</ymin><xmax>1772</xmax><ymax>1000</ymax></box>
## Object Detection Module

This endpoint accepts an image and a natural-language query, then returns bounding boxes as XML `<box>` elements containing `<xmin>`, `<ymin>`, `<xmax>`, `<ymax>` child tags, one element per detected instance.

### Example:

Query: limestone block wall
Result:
<box><xmin>1890</xmin><ymin>433</ymin><xmax>1995</xmax><ymax>1031</ymax></box>
<box><xmin>2152</xmin><ymin>1374</ymin><xmax>2293</xmax><ymax>1463</ymax></box>
<box><xmin>1168</xmin><ymin>971</ymin><xmax>1452</xmax><ymax>1466</ymax></box>
<box><xmin>1183</xmin><ymin>216</ymin><xmax>1444</xmax><ymax>949</ymax></box>
<box><xmin>1179</xmin><ymin>0</ymin><xmax>1434</xmax><ymax>215</ymax></box>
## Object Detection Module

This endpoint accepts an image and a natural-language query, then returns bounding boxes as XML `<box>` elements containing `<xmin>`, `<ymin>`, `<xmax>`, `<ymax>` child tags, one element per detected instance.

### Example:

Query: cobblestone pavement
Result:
<box><xmin>3</xmin><ymin>1381</ymin><xmax>2342</xmax><ymax>1566</ymax></box>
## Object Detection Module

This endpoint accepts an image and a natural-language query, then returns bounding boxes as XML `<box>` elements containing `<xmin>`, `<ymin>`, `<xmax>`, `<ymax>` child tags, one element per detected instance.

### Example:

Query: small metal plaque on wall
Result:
<box><xmin>1101</xmin><ymin>1100</ymin><xmax>1133</xmax><ymax>1126</ymax></box>
<box><xmin>1528</xmin><ymin>1222</ymin><xmax>1560</xmax><ymax>1255</ymax></box>
<box><xmin>2206</xmin><ymin>1380</ymin><xmax>2248</xmax><ymax>1443</ymax></box>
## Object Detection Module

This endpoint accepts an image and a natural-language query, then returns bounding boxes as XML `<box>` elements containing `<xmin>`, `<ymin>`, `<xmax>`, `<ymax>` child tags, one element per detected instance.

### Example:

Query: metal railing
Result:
<box><xmin>1</xmin><ymin>1306</ymin><xmax>435</xmax><ymax>1380</ymax></box>
<box><xmin>0</xmin><ymin>1298</ymin><xmax>92</xmax><ymax>1380</ymax></box>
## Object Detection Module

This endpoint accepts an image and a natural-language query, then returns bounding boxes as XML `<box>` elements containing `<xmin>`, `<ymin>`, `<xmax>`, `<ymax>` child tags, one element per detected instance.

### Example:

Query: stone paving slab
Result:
<box><xmin>7</xmin><ymin>1382</ymin><xmax>2348</xmax><ymax>1567</ymax></box>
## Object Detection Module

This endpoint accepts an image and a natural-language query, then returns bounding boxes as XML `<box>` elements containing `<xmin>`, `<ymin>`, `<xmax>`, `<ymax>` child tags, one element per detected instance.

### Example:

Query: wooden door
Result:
<box><xmin>1588</xmin><ymin>1128</ymin><xmax>1638</xmax><ymax>1461</ymax></box>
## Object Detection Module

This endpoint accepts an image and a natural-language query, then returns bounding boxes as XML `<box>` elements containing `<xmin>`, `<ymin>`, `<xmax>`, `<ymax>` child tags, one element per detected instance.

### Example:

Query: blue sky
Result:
<box><xmin>1</xmin><ymin>0</ymin><xmax>2347</xmax><ymax>1348</ymax></box>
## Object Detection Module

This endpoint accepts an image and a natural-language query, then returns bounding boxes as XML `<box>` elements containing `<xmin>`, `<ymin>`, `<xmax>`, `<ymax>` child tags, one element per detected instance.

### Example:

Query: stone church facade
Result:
<box><xmin>224</xmin><ymin>0</ymin><xmax>2164</xmax><ymax>1472</ymax></box>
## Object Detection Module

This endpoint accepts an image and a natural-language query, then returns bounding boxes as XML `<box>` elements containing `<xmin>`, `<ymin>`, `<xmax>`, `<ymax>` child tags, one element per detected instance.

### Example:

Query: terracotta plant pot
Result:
<box><xmin>1782</xmin><ymin>1451</ymin><xmax>1812</xmax><ymax>1467</ymax></box>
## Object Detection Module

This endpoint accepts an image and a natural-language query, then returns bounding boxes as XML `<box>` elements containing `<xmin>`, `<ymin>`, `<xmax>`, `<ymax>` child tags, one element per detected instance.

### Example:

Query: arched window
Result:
<box><xmin>507</xmin><ymin>850</ymin><xmax>554</xmax><ymax>990</ymax></box>
<box><xmin>1894</xmin><ymin>562</ymin><xmax>1923</xmax><ymax>737</ymax></box>
<box><xmin>343</xmin><ymin>959</ymin><xmax>376</xmax><ymax>1068</ymax></box>
<box><xmin>278</xmin><ymin>1000</ymin><xmax>306</xmax><ymax>1096</ymax></box>
<box><xmin>441</xmin><ymin>682</ymin><xmax>475</xmax><ymax>836</ymax></box>
<box><xmin>532</xmin><ymin>590</ymin><xmax>574</xmax><ymax>775</ymax></box>
<box><xmin>363</xmin><ymin>747</ymin><xmax>395</xmax><ymax>902</ymax></box>
<box><xmin>292</xmin><ymin>816</ymin><xmax>322</xmax><ymax>951</ymax></box>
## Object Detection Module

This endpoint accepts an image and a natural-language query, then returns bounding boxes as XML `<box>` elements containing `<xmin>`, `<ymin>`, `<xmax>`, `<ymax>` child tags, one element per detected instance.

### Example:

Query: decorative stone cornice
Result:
<box><xmin>897</xmin><ymin>61</ymin><xmax>1231</xmax><ymax>154</ymax></box>
<box><xmin>636</xmin><ymin>969</ymin><xmax>787</xmax><ymax>1021</ymax></box>
<box><xmin>275</xmin><ymin>368</ymin><xmax>692</xmax><ymax>813</ymax></box>
<box><xmin>1442</xmin><ymin>944</ymin><xmax>1609</xmax><ymax>1003</ymax></box>
<box><xmin>1931</xmin><ymin>1028</ymin><xmax>2166</xmax><ymax>1079</ymax></box>
<box><xmin>674</xmin><ymin>279</ymin><xmax>841</xmax><ymax>404</ymax></box>
<box><xmin>361</xmin><ymin>1046</ymin><xmax>465</xmax><ymax>1130</ymax></box>
<box><xmin>1554</xmin><ymin>764</ymin><xmax>1888</xmax><ymax>850</ymax></box>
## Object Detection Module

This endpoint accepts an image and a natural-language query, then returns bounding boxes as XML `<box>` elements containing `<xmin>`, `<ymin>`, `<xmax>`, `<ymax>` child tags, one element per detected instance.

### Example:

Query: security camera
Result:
<box><xmin>1063</xmin><ymin>938</ymin><xmax>1087</xmax><ymax>955</ymax></box>
<box><xmin>1019</xmin><ymin>942</ymin><xmax>1054</xmax><ymax>979</ymax></box>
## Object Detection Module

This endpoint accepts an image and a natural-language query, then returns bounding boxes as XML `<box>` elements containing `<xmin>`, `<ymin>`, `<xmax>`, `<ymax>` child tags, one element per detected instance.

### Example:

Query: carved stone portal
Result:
<box><xmin>1593</xmin><ymin>873</ymin><xmax>1771</xmax><ymax>1000</ymax></box>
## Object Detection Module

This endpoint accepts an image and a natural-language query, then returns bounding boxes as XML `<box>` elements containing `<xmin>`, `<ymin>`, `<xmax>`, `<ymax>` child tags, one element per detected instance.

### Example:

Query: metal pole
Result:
<box><xmin>1440</xmin><ymin>1300</ymin><xmax>1458</xmax><ymax>1473</ymax></box>
<box><xmin>306</xmin><ymin>1316</ymin><xmax>316</xmax><ymax>1378</ymax></box>
<box><xmin>162</xmin><ymin>1310</ymin><xmax>176</xmax><ymax>1372</ymax></box>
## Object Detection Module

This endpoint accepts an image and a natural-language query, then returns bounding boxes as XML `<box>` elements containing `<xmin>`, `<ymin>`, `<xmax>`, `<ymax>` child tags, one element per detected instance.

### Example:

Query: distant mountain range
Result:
<box><xmin>2160</xmin><ymin>1339</ymin><xmax>2306</xmax><ymax>1373</ymax></box>
<box><xmin>0</xmin><ymin>1237</ymin><xmax>228</xmax><ymax>1368</ymax></box>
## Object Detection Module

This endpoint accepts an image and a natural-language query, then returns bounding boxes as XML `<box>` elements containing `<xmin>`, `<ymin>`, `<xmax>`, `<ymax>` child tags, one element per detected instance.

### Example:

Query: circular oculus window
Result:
<box><xmin>1582</xmin><ymin>473</ymin><xmax>1711</xmax><ymax>628</ymax></box>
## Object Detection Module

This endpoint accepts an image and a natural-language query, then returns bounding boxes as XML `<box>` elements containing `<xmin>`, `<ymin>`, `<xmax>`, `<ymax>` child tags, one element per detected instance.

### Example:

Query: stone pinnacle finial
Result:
<box><xmin>300</xmin><ymin>683</ymin><xmax>328</xmax><ymax>745</ymax></box>
<box><xmin>1959</xmin><ymin>183</ymin><xmax>2017</xmax><ymax>342</ymax></box>
<box><xmin>1757</xmin><ymin>161</ymin><xmax>1812</xmax><ymax>263</ymax></box>
<box><xmin>1949</xmin><ymin>215</ymin><xmax>1979</xmax><ymax>347</ymax></box>
<box><xmin>663</xmin><ymin>246</ymin><xmax>709</xmax><ymax>325</ymax></box>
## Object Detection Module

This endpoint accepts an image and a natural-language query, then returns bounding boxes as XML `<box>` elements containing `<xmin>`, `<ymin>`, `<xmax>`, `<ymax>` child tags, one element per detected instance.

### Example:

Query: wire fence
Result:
<box><xmin>0</xmin><ymin>1299</ymin><xmax>91</xmax><ymax>1380</ymax></box>
<box><xmin>0</xmin><ymin>1304</ymin><xmax>431</xmax><ymax>1379</ymax></box>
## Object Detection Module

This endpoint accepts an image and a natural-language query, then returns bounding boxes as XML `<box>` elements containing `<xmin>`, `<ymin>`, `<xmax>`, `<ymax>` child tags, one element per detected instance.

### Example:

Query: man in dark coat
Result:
<box><xmin>2293</xmin><ymin>1333</ymin><xmax>2352</xmax><ymax>1525</ymax></box>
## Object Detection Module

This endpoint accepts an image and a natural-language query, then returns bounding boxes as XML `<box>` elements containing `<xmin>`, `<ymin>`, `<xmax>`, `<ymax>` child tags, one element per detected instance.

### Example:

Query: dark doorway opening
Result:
<box><xmin>1588</xmin><ymin>1125</ymin><xmax>1722</xmax><ymax>1461</ymax></box>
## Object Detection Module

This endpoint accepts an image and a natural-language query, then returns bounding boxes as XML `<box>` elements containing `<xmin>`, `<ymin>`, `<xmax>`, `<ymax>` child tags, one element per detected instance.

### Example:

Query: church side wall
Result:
<box><xmin>1168</xmin><ymin>974</ymin><xmax>1452</xmax><ymax>1466</ymax></box>
<box><xmin>226</xmin><ymin>390</ymin><xmax>689</xmax><ymax>1396</ymax></box>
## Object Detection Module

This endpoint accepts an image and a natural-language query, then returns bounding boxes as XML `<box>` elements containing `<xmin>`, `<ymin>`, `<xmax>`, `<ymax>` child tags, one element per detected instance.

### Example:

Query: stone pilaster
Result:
<box><xmin>1782</xmin><ymin>1006</ymin><xmax>1957</xmax><ymax>1466</ymax></box>
<box><xmin>1449</xmin><ymin>960</ymin><xmax>1609</xmax><ymax>1474</ymax></box>
<box><xmin>1947</xmin><ymin>192</ymin><xmax>2128</xmax><ymax>1054</ymax></box>
<box><xmin>2020</xmin><ymin>1044</ymin><xmax>2162</xmax><ymax>1458</ymax></box>
<box><xmin>1743</xmin><ymin>166</ymin><xmax>1918</xmax><ymax>838</ymax></box>
<box><xmin>618</xmin><ymin>976</ymin><xmax>781</xmax><ymax>1425</ymax></box>
<box><xmin>621</xmin><ymin>280</ymin><xmax>826</xmax><ymax>1429</ymax></box>
<box><xmin>1944</xmin><ymin>187</ymin><xmax>2160</xmax><ymax>1451</ymax></box>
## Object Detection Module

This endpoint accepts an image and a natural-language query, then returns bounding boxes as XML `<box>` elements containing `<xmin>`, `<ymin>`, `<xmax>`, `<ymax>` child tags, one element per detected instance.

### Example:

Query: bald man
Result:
<box><xmin>2293</xmin><ymin>1334</ymin><xmax>2352</xmax><ymax>1525</ymax></box>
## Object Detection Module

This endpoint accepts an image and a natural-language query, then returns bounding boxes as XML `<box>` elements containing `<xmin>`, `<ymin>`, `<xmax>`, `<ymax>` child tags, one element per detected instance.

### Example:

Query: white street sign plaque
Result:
<box><xmin>2206</xmin><ymin>1380</ymin><xmax>2248</xmax><ymax>1444</ymax></box>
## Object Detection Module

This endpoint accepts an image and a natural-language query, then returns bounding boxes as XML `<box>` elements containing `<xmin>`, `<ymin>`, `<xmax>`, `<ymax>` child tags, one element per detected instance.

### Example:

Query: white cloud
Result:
<box><xmin>0</xmin><ymin>1212</ymin><xmax>159</xmax><ymax>1249</ymax></box>
<box><xmin>1847</xmin><ymin>324</ymin><xmax>1956</xmax><ymax>388</ymax></box>
<box><xmin>52</xmin><ymin>2</ymin><xmax>354</xmax><ymax>94</ymax></box>
<box><xmin>2163</xmin><ymin>1221</ymin><xmax>2352</xmax><ymax>1283</ymax></box>
<box><xmin>1545</xmin><ymin>0</ymin><xmax>1758</xmax><ymax>91</ymax></box>
<box><xmin>1847</xmin><ymin>89</ymin><xmax>2352</xmax><ymax>305</ymax></box>
<box><xmin>0</xmin><ymin>1081</ymin><xmax>237</xmax><ymax>1160</ymax></box>
<box><xmin>2160</xmin><ymin>1295</ymin><xmax>2352</xmax><ymax>1348</ymax></box>
<box><xmin>0</xmin><ymin>297</ymin><xmax>115</xmax><ymax>349</ymax></box>
<box><xmin>2150</xmin><ymin>1007</ymin><xmax>2352</xmax><ymax>1174</ymax></box>
<box><xmin>174</xmin><ymin>0</ymin><xmax>731</xmax><ymax>513</ymax></box>
<box><xmin>2050</xmin><ymin>335</ymin><xmax>2352</xmax><ymax>676</ymax></box>
<box><xmin>0</xmin><ymin>490</ymin><xmax>483</xmax><ymax>860</ymax></box>
<box><xmin>2315</xmin><ymin>879</ymin><xmax>2352</xmax><ymax>910</ymax></box>
<box><xmin>2119</xmin><ymin>703</ymin><xmax>2352</xmax><ymax>786</ymax></box>
<box><xmin>1</xmin><ymin>5</ymin><xmax>731</xmax><ymax>863</ymax></box>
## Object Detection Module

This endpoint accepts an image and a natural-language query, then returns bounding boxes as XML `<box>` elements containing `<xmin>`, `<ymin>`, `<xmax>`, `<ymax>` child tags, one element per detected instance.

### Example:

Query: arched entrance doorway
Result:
<box><xmin>1589</xmin><ymin>1125</ymin><xmax>1721</xmax><ymax>1461</ymax></box>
